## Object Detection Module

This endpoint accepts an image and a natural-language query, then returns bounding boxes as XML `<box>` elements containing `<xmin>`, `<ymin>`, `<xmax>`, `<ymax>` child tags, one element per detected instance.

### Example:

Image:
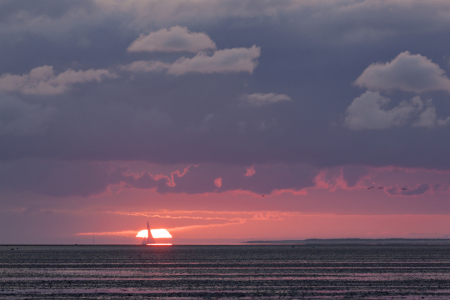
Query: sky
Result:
<box><xmin>2</xmin><ymin>0</ymin><xmax>450</xmax><ymax>244</ymax></box>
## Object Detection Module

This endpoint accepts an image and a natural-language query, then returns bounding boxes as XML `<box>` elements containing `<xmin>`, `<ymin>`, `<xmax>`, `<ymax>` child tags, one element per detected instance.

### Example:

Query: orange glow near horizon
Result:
<box><xmin>147</xmin><ymin>243</ymin><xmax>172</xmax><ymax>246</ymax></box>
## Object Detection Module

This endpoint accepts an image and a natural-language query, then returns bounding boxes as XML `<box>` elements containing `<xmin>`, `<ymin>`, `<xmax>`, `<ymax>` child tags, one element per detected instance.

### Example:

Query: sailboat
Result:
<box><xmin>142</xmin><ymin>221</ymin><xmax>156</xmax><ymax>245</ymax></box>
<box><xmin>137</xmin><ymin>221</ymin><xmax>172</xmax><ymax>245</ymax></box>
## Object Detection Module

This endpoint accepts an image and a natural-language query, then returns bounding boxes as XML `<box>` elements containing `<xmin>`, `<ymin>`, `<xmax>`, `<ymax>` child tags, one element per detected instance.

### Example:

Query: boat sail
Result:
<box><xmin>145</xmin><ymin>221</ymin><xmax>156</xmax><ymax>245</ymax></box>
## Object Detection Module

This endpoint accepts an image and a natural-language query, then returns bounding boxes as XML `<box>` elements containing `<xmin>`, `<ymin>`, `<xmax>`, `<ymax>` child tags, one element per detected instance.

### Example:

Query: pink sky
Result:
<box><xmin>1</xmin><ymin>163</ymin><xmax>449</xmax><ymax>244</ymax></box>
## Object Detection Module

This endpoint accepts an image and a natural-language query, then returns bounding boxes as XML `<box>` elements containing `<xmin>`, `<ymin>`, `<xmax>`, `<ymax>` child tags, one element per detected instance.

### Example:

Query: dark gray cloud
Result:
<box><xmin>0</xmin><ymin>159</ymin><xmax>123</xmax><ymax>197</ymax></box>
<box><xmin>2</xmin><ymin>0</ymin><xmax>450</xmax><ymax>175</ymax></box>
<box><xmin>157</xmin><ymin>164</ymin><xmax>318</xmax><ymax>195</ymax></box>
<box><xmin>0</xmin><ymin>160</ymin><xmax>318</xmax><ymax>197</ymax></box>
<box><xmin>0</xmin><ymin>95</ymin><xmax>58</xmax><ymax>135</ymax></box>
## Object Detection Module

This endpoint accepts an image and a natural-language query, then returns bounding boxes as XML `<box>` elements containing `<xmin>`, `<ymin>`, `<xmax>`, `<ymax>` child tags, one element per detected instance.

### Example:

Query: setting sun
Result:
<box><xmin>151</xmin><ymin>229</ymin><xmax>172</xmax><ymax>238</ymax></box>
<box><xmin>136</xmin><ymin>230</ymin><xmax>148</xmax><ymax>238</ymax></box>
<box><xmin>136</xmin><ymin>229</ymin><xmax>172</xmax><ymax>238</ymax></box>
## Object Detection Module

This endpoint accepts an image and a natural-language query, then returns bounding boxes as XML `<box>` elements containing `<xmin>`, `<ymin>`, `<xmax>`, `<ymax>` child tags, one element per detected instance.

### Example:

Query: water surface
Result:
<box><xmin>1</xmin><ymin>244</ymin><xmax>450</xmax><ymax>299</ymax></box>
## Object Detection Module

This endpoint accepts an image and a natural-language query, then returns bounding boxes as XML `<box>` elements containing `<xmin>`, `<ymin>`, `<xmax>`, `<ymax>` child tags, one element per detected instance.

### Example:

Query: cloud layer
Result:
<box><xmin>0</xmin><ymin>95</ymin><xmax>58</xmax><ymax>135</ymax></box>
<box><xmin>2</xmin><ymin>2</ymin><xmax>450</xmax><ymax>202</ymax></box>
<box><xmin>1</xmin><ymin>159</ymin><xmax>447</xmax><ymax>201</ymax></box>
<box><xmin>0</xmin><ymin>160</ymin><xmax>318</xmax><ymax>197</ymax></box>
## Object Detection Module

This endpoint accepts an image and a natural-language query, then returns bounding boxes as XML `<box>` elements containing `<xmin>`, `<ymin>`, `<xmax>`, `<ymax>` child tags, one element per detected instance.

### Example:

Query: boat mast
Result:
<box><xmin>147</xmin><ymin>221</ymin><xmax>156</xmax><ymax>244</ymax></box>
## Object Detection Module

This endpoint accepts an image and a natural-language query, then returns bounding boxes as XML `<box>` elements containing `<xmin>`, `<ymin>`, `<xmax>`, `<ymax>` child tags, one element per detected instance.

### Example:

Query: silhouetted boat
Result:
<box><xmin>142</xmin><ymin>221</ymin><xmax>156</xmax><ymax>245</ymax></box>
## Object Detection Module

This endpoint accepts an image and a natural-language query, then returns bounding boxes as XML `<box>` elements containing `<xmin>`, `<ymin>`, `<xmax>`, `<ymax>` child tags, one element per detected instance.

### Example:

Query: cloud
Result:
<box><xmin>413</xmin><ymin>106</ymin><xmax>438</xmax><ymax>128</ymax></box>
<box><xmin>167</xmin><ymin>45</ymin><xmax>260</xmax><ymax>75</ymax></box>
<box><xmin>387</xmin><ymin>183</ymin><xmax>430</xmax><ymax>196</ymax></box>
<box><xmin>437</xmin><ymin>116</ymin><xmax>450</xmax><ymax>127</ymax></box>
<box><xmin>0</xmin><ymin>160</ymin><xmax>319</xmax><ymax>197</ymax></box>
<box><xmin>0</xmin><ymin>95</ymin><xmax>58</xmax><ymax>135</ymax></box>
<box><xmin>5</xmin><ymin>1</ymin><xmax>450</xmax><ymax>173</ymax></box>
<box><xmin>314</xmin><ymin>166</ymin><xmax>370</xmax><ymax>191</ymax></box>
<box><xmin>355</xmin><ymin>51</ymin><xmax>450</xmax><ymax>93</ymax></box>
<box><xmin>120</xmin><ymin>60</ymin><xmax>170</xmax><ymax>72</ymax></box>
<box><xmin>0</xmin><ymin>160</ymin><xmax>129</xmax><ymax>197</ymax></box>
<box><xmin>245</xmin><ymin>166</ymin><xmax>255</xmax><ymax>177</ymax></box>
<box><xmin>122</xmin><ymin>45</ymin><xmax>260</xmax><ymax>75</ymax></box>
<box><xmin>3</xmin><ymin>1</ymin><xmax>450</xmax><ymax>46</ymax></box>
<box><xmin>214</xmin><ymin>177</ymin><xmax>222</xmax><ymax>188</ymax></box>
<box><xmin>0</xmin><ymin>66</ymin><xmax>116</xmax><ymax>95</ymax></box>
<box><xmin>156</xmin><ymin>164</ymin><xmax>318</xmax><ymax>195</ymax></box>
<box><xmin>94</xmin><ymin>0</ymin><xmax>304</xmax><ymax>26</ymax></box>
<box><xmin>238</xmin><ymin>93</ymin><xmax>292</xmax><ymax>106</ymax></box>
<box><xmin>127</xmin><ymin>26</ymin><xmax>216</xmax><ymax>53</ymax></box>
<box><xmin>345</xmin><ymin>92</ymin><xmax>450</xmax><ymax>130</ymax></box>
<box><xmin>344</xmin><ymin>92</ymin><xmax>424</xmax><ymax>130</ymax></box>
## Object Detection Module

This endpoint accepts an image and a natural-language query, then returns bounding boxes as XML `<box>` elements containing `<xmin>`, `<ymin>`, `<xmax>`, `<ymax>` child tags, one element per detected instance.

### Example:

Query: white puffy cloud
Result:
<box><xmin>0</xmin><ymin>95</ymin><xmax>58</xmax><ymax>135</ymax></box>
<box><xmin>350</xmin><ymin>51</ymin><xmax>450</xmax><ymax>130</ymax></box>
<box><xmin>238</xmin><ymin>93</ymin><xmax>292</xmax><ymax>106</ymax></box>
<box><xmin>355</xmin><ymin>51</ymin><xmax>450</xmax><ymax>93</ymax></box>
<box><xmin>345</xmin><ymin>92</ymin><xmax>421</xmax><ymax>130</ymax></box>
<box><xmin>127</xmin><ymin>26</ymin><xmax>216</xmax><ymax>53</ymax></box>
<box><xmin>344</xmin><ymin>92</ymin><xmax>450</xmax><ymax>130</ymax></box>
<box><xmin>122</xmin><ymin>45</ymin><xmax>261</xmax><ymax>75</ymax></box>
<box><xmin>167</xmin><ymin>45</ymin><xmax>261</xmax><ymax>75</ymax></box>
<box><xmin>0</xmin><ymin>66</ymin><xmax>116</xmax><ymax>95</ymax></box>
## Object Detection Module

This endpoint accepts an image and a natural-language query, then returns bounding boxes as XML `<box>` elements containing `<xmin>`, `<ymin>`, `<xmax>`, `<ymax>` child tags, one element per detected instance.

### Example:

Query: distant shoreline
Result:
<box><xmin>244</xmin><ymin>238</ymin><xmax>450</xmax><ymax>245</ymax></box>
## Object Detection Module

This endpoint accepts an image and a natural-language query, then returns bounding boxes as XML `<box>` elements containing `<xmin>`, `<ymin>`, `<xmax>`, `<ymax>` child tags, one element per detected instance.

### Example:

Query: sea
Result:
<box><xmin>1</xmin><ymin>244</ymin><xmax>450</xmax><ymax>299</ymax></box>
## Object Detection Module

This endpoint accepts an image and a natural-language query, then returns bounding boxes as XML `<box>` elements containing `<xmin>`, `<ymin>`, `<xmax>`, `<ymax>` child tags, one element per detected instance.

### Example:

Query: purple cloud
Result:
<box><xmin>157</xmin><ymin>164</ymin><xmax>318</xmax><ymax>195</ymax></box>
<box><xmin>387</xmin><ymin>183</ymin><xmax>430</xmax><ymax>196</ymax></box>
